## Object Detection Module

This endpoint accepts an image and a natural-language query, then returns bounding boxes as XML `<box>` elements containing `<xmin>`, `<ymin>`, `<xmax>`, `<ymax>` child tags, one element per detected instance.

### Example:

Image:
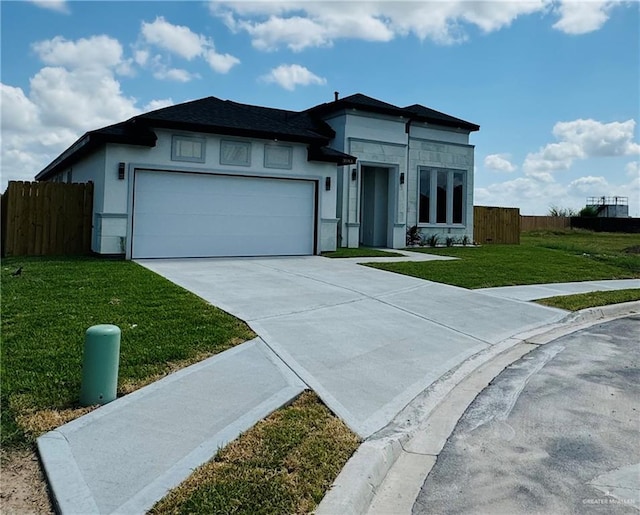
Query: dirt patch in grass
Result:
<box><xmin>150</xmin><ymin>391</ymin><xmax>360</xmax><ymax>515</ymax></box>
<box><xmin>623</xmin><ymin>245</ymin><xmax>640</xmax><ymax>254</ymax></box>
<box><xmin>0</xmin><ymin>448</ymin><xmax>53</xmax><ymax>514</ymax></box>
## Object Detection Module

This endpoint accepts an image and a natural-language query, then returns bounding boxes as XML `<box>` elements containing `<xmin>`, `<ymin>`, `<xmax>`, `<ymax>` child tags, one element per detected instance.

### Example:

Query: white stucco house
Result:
<box><xmin>36</xmin><ymin>93</ymin><xmax>479</xmax><ymax>259</ymax></box>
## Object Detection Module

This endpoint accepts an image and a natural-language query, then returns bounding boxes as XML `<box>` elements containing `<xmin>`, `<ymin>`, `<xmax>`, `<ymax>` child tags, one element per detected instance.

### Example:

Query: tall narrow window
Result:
<box><xmin>453</xmin><ymin>171</ymin><xmax>464</xmax><ymax>224</ymax></box>
<box><xmin>419</xmin><ymin>168</ymin><xmax>431</xmax><ymax>223</ymax></box>
<box><xmin>436</xmin><ymin>170</ymin><xmax>447</xmax><ymax>223</ymax></box>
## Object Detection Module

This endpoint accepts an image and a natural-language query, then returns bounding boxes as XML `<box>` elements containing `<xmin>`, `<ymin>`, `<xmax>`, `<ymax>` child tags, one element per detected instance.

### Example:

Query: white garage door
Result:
<box><xmin>132</xmin><ymin>170</ymin><xmax>316</xmax><ymax>258</ymax></box>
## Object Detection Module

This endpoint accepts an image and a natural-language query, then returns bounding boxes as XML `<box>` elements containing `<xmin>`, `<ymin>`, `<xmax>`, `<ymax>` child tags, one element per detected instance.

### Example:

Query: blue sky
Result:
<box><xmin>2</xmin><ymin>0</ymin><xmax>639</xmax><ymax>215</ymax></box>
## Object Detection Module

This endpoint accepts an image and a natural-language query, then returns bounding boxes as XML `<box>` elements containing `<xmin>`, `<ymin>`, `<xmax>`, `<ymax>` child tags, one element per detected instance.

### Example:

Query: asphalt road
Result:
<box><xmin>414</xmin><ymin>315</ymin><xmax>640</xmax><ymax>515</ymax></box>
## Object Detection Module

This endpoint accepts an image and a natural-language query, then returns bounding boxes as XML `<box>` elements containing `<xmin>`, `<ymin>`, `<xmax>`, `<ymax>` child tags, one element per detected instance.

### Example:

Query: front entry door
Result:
<box><xmin>360</xmin><ymin>166</ymin><xmax>390</xmax><ymax>247</ymax></box>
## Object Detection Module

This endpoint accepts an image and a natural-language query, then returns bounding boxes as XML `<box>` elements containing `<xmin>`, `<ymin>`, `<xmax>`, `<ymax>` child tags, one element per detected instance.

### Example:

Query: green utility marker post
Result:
<box><xmin>80</xmin><ymin>324</ymin><xmax>121</xmax><ymax>406</ymax></box>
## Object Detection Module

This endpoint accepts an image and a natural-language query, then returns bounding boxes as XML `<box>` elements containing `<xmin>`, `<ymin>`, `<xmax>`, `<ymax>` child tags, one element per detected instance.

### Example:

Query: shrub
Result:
<box><xmin>426</xmin><ymin>234</ymin><xmax>439</xmax><ymax>247</ymax></box>
<box><xmin>406</xmin><ymin>225</ymin><xmax>421</xmax><ymax>246</ymax></box>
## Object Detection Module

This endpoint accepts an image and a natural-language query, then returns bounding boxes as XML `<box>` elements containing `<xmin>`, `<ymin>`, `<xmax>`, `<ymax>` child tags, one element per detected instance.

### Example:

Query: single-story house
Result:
<box><xmin>35</xmin><ymin>93</ymin><xmax>479</xmax><ymax>259</ymax></box>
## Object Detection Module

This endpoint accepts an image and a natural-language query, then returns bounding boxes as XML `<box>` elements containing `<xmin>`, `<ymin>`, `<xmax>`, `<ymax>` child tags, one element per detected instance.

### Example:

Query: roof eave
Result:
<box><xmin>307</xmin><ymin>146</ymin><xmax>357</xmax><ymax>166</ymax></box>
<box><xmin>35</xmin><ymin>128</ymin><xmax>157</xmax><ymax>181</ymax></box>
<box><xmin>143</xmin><ymin>119</ymin><xmax>329</xmax><ymax>145</ymax></box>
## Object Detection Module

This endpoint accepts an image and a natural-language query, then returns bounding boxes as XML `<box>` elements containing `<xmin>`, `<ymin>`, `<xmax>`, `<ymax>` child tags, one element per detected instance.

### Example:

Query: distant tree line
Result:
<box><xmin>548</xmin><ymin>205</ymin><xmax>598</xmax><ymax>217</ymax></box>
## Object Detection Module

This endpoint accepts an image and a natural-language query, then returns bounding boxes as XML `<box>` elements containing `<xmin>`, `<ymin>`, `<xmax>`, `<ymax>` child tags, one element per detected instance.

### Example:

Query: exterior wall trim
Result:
<box><xmin>348</xmin><ymin>137</ymin><xmax>407</xmax><ymax>149</ymax></box>
<box><xmin>409</xmin><ymin>136</ymin><xmax>475</xmax><ymax>149</ymax></box>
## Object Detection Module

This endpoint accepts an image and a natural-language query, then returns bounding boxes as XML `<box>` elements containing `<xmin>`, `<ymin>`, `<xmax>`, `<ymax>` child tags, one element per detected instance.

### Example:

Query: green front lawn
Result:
<box><xmin>151</xmin><ymin>391</ymin><xmax>359</xmax><ymax>515</ymax></box>
<box><xmin>365</xmin><ymin>230</ymin><xmax>639</xmax><ymax>289</ymax></box>
<box><xmin>1</xmin><ymin>256</ymin><xmax>254</xmax><ymax>448</ymax></box>
<box><xmin>537</xmin><ymin>288</ymin><xmax>640</xmax><ymax>311</ymax></box>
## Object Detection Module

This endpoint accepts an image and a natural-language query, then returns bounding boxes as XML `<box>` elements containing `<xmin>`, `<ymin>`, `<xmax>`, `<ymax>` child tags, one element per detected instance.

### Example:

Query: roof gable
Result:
<box><xmin>308</xmin><ymin>93</ymin><xmax>479</xmax><ymax>131</ymax></box>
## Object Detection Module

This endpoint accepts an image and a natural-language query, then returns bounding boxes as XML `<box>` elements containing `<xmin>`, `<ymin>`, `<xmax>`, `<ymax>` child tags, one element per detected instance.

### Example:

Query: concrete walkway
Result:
<box><xmin>477</xmin><ymin>279</ymin><xmax>640</xmax><ymax>301</ymax></box>
<box><xmin>38</xmin><ymin>339</ymin><xmax>305</xmax><ymax>514</ymax></box>
<box><xmin>37</xmin><ymin>254</ymin><xmax>638</xmax><ymax>514</ymax></box>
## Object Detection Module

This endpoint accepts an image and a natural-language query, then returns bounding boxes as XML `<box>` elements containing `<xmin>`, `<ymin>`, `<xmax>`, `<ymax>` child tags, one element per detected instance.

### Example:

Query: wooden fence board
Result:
<box><xmin>474</xmin><ymin>206</ymin><xmax>520</xmax><ymax>244</ymax></box>
<box><xmin>1</xmin><ymin>181</ymin><xmax>93</xmax><ymax>257</ymax></box>
<box><xmin>520</xmin><ymin>216</ymin><xmax>571</xmax><ymax>232</ymax></box>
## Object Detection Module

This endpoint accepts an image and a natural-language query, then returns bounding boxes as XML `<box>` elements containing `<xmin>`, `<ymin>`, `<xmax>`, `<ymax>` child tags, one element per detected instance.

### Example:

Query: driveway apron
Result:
<box><xmin>137</xmin><ymin>256</ymin><xmax>566</xmax><ymax>438</ymax></box>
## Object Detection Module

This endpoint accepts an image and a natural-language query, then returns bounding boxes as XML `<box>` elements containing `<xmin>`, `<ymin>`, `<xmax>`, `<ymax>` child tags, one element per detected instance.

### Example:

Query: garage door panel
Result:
<box><xmin>132</xmin><ymin>171</ymin><xmax>315</xmax><ymax>258</ymax></box>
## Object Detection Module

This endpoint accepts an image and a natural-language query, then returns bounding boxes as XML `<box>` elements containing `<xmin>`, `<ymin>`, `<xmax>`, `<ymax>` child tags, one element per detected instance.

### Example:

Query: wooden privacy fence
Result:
<box><xmin>1</xmin><ymin>181</ymin><xmax>93</xmax><ymax>257</ymax></box>
<box><xmin>474</xmin><ymin>206</ymin><xmax>520</xmax><ymax>244</ymax></box>
<box><xmin>521</xmin><ymin>216</ymin><xmax>571</xmax><ymax>232</ymax></box>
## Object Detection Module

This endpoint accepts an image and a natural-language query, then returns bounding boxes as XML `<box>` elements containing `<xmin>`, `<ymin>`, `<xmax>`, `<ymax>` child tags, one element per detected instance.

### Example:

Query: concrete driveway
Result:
<box><xmin>137</xmin><ymin>256</ymin><xmax>566</xmax><ymax>437</ymax></box>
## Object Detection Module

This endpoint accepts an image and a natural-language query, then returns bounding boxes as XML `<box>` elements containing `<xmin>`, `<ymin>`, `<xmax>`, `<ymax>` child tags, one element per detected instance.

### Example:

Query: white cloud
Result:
<box><xmin>568</xmin><ymin>175</ymin><xmax>609</xmax><ymax>193</ymax></box>
<box><xmin>523</xmin><ymin>118</ymin><xmax>640</xmax><ymax>176</ymax></box>
<box><xmin>553</xmin><ymin>1</ymin><xmax>616</xmax><ymax>35</ymax></box>
<box><xmin>134</xmin><ymin>49</ymin><xmax>150</xmax><ymax>66</ymax></box>
<box><xmin>138</xmin><ymin>16</ymin><xmax>240</xmax><ymax>75</ymax></box>
<box><xmin>260</xmin><ymin>64</ymin><xmax>326</xmax><ymax>91</ymax></box>
<box><xmin>30</xmin><ymin>0</ymin><xmax>68</xmax><ymax>13</ymax></box>
<box><xmin>210</xmin><ymin>1</ymin><xmax>627</xmax><ymax>51</ymax></box>
<box><xmin>144</xmin><ymin>99</ymin><xmax>174</xmax><ymax>112</ymax></box>
<box><xmin>141</xmin><ymin>17</ymin><xmax>207</xmax><ymax>60</ymax></box>
<box><xmin>475</xmin><ymin>175</ymin><xmax>571</xmax><ymax>213</ymax></box>
<box><xmin>33</xmin><ymin>35</ymin><xmax>126</xmax><ymax>71</ymax></box>
<box><xmin>143</xmin><ymin>98</ymin><xmax>174</xmax><ymax>113</ymax></box>
<box><xmin>1</xmin><ymin>84</ymin><xmax>39</xmax><ymax>133</ymax></box>
<box><xmin>626</xmin><ymin>160</ymin><xmax>640</xmax><ymax>178</ymax></box>
<box><xmin>484</xmin><ymin>153</ymin><xmax>516</xmax><ymax>173</ymax></box>
<box><xmin>152</xmin><ymin>67</ymin><xmax>199</xmax><ymax>82</ymax></box>
<box><xmin>205</xmin><ymin>50</ymin><xmax>241</xmax><ymax>73</ymax></box>
<box><xmin>1</xmin><ymin>35</ymin><xmax>169</xmax><ymax>189</ymax></box>
<box><xmin>553</xmin><ymin>118</ymin><xmax>640</xmax><ymax>156</ymax></box>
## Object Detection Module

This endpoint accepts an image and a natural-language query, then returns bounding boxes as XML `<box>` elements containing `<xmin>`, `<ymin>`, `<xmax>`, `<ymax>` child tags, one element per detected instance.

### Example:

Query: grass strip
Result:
<box><xmin>1</xmin><ymin>256</ymin><xmax>254</xmax><ymax>447</ymax></box>
<box><xmin>150</xmin><ymin>391</ymin><xmax>360</xmax><ymax>515</ymax></box>
<box><xmin>536</xmin><ymin>288</ymin><xmax>640</xmax><ymax>311</ymax></box>
<box><xmin>365</xmin><ymin>231</ymin><xmax>639</xmax><ymax>289</ymax></box>
<box><xmin>322</xmin><ymin>247</ymin><xmax>404</xmax><ymax>258</ymax></box>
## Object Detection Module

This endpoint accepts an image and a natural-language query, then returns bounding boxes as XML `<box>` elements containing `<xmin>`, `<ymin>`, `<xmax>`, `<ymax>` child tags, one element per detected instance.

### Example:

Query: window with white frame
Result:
<box><xmin>418</xmin><ymin>167</ymin><xmax>466</xmax><ymax>225</ymax></box>
<box><xmin>172</xmin><ymin>135</ymin><xmax>205</xmax><ymax>163</ymax></box>
<box><xmin>220</xmin><ymin>140</ymin><xmax>251</xmax><ymax>166</ymax></box>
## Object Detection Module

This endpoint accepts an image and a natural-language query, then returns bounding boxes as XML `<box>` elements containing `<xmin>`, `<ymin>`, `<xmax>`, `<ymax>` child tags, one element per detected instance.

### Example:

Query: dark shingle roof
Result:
<box><xmin>403</xmin><ymin>104</ymin><xmax>479</xmax><ymax>131</ymax></box>
<box><xmin>137</xmin><ymin>96</ymin><xmax>335</xmax><ymax>143</ymax></box>
<box><xmin>35</xmin><ymin>121</ymin><xmax>157</xmax><ymax>181</ymax></box>
<box><xmin>308</xmin><ymin>93</ymin><xmax>479</xmax><ymax>131</ymax></box>
<box><xmin>36</xmin><ymin>93</ymin><xmax>478</xmax><ymax>180</ymax></box>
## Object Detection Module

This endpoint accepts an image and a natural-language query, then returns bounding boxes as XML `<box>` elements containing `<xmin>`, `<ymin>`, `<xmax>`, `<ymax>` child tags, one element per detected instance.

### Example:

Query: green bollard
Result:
<box><xmin>80</xmin><ymin>324</ymin><xmax>121</xmax><ymax>406</ymax></box>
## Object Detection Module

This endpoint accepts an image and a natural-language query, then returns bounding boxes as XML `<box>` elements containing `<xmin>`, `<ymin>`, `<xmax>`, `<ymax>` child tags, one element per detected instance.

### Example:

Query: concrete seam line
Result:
<box><xmin>316</xmin><ymin>341</ymin><xmax>530</xmax><ymax>515</ymax></box>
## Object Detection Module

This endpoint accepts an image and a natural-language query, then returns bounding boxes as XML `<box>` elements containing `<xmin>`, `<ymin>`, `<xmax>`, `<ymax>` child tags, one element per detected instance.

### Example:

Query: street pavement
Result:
<box><xmin>414</xmin><ymin>315</ymin><xmax>640</xmax><ymax>515</ymax></box>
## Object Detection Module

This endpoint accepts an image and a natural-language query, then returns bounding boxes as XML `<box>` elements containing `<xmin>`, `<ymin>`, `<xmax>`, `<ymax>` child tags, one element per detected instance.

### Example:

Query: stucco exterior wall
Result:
<box><xmin>97</xmin><ymin>130</ymin><xmax>337</xmax><ymax>255</ymax></box>
<box><xmin>407</xmin><ymin>138</ymin><xmax>475</xmax><ymax>241</ymax></box>
<box><xmin>327</xmin><ymin>112</ymin><xmax>475</xmax><ymax>248</ymax></box>
<box><xmin>55</xmin><ymin>148</ymin><xmax>106</xmax><ymax>252</ymax></box>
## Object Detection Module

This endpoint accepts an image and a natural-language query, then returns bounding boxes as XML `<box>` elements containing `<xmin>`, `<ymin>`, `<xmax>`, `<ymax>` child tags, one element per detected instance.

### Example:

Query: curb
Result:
<box><xmin>315</xmin><ymin>301</ymin><xmax>640</xmax><ymax>515</ymax></box>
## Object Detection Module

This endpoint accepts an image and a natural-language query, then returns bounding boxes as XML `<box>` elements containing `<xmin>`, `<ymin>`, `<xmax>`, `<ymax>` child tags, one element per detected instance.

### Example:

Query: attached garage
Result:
<box><xmin>131</xmin><ymin>170</ymin><xmax>317</xmax><ymax>258</ymax></box>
